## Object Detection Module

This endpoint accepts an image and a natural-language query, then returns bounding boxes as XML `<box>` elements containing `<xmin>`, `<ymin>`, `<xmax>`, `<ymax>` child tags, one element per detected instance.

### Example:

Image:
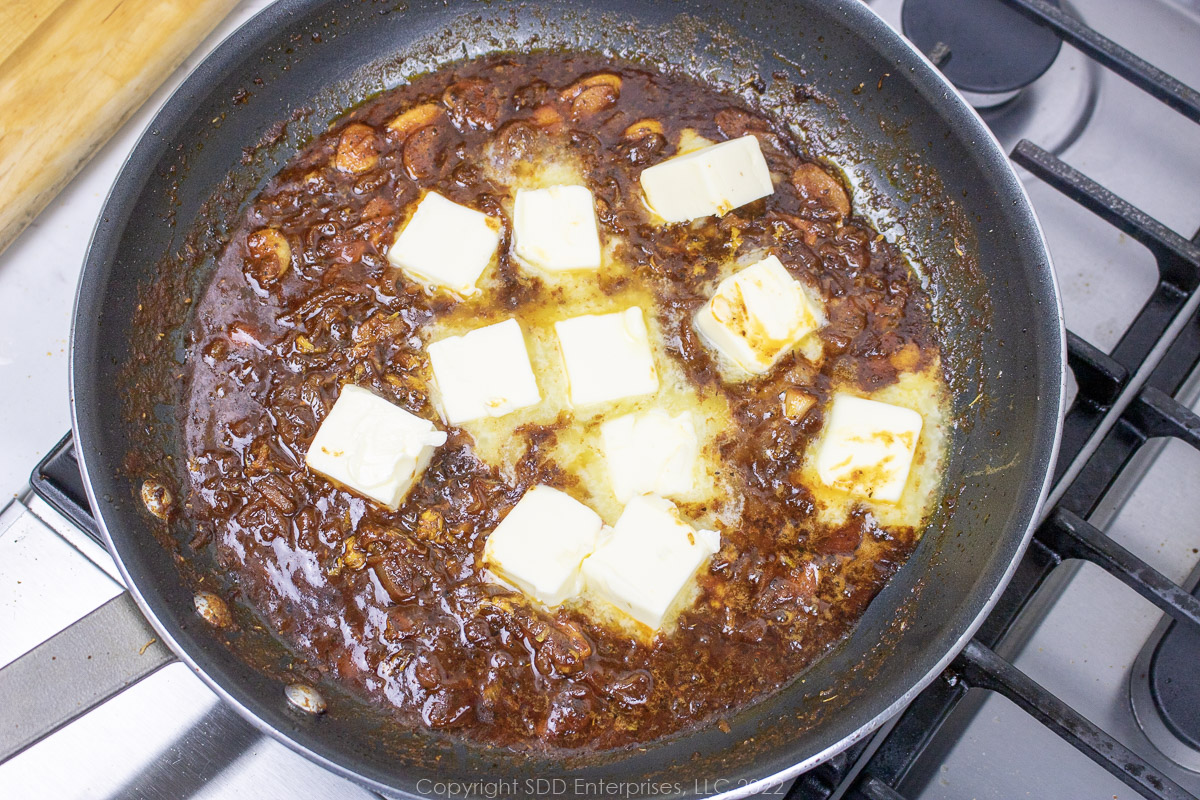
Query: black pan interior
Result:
<box><xmin>71</xmin><ymin>0</ymin><xmax>1063</xmax><ymax>796</ymax></box>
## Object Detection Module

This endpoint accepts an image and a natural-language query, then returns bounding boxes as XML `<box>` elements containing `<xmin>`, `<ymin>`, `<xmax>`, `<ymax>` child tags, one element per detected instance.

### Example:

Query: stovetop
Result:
<box><xmin>2</xmin><ymin>1</ymin><xmax>1200</xmax><ymax>798</ymax></box>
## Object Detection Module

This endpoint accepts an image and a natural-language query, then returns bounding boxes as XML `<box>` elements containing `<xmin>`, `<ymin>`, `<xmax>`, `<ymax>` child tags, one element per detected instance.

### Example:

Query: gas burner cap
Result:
<box><xmin>901</xmin><ymin>0</ymin><xmax>1064</xmax><ymax>96</ymax></box>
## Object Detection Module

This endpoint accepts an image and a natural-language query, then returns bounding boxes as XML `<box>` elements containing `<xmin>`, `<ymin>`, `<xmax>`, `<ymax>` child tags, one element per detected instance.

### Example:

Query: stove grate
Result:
<box><xmin>1002</xmin><ymin>0</ymin><xmax>1200</xmax><ymax>122</ymax></box>
<box><xmin>30</xmin><ymin>432</ymin><xmax>101</xmax><ymax>543</ymax></box>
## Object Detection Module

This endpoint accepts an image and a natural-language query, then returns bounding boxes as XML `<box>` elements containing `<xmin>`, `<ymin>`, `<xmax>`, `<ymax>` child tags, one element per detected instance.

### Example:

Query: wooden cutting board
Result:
<box><xmin>0</xmin><ymin>0</ymin><xmax>238</xmax><ymax>256</ymax></box>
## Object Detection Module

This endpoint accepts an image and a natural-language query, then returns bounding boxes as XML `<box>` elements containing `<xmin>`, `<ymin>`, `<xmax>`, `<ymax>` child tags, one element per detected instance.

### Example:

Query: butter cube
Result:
<box><xmin>694</xmin><ymin>255</ymin><xmax>824</xmax><ymax>375</ymax></box>
<box><xmin>428</xmin><ymin>319</ymin><xmax>541</xmax><ymax>425</ymax></box>
<box><xmin>640</xmin><ymin>150</ymin><xmax>714</xmax><ymax>222</ymax></box>
<box><xmin>554</xmin><ymin>307</ymin><xmax>659</xmax><ymax>408</ymax></box>
<box><xmin>814</xmin><ymin>393</ymin><xmax>923</xmax><ymax>504</ymax></box>
<box><xmin>305</xmin><ymin>385</ymin><xmax>447</xmax><ymax>510</ymax></box>
<box><xmin>483</xmin><ymin>485</ymin><xmax>605</xmax><ymax>607</ymax></box>
<box><xmin>387</xmin><ymin>191</ymin><xmax>502</xmax><ymax>296</ymax></box>
<box><xmin>639</xmin><ymin>135</ymin><xmax>774</xmax><ymax>222</ymax></box>
<box><xmin>512</xmin><ymin>185</ymin><xmax>602</xmax><ymax>272</ymax></box>
<box><xmin>582</xmin><ymin>494</ymin><xmax>720</xmax><ymax>630</ymax></box>
<box><xmin>600</xmin><ymin>409</ymin><xmax>698</xmax><ymax>502</ymax></box>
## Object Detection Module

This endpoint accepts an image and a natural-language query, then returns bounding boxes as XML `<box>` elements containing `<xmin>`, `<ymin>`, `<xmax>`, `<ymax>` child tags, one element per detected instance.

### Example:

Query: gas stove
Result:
<box><xmin>2</xmin><ymin>1</ymin><xmax>1199</xmax><ymax>798</ymax></box>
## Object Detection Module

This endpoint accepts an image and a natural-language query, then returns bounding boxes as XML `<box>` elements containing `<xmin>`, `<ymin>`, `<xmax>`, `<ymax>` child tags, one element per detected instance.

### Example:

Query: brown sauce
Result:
<box><xmin>182</xmin><ymin>52</ymin><xmax>944</xmax><ymax>751</ymax></box>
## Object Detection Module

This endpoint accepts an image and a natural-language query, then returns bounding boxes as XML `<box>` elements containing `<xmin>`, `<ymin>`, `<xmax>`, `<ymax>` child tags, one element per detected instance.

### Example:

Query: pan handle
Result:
<box><xmin>0</xmin><ymin>592</ymin><xmax>176</xmax><ymax>764</ymax></box>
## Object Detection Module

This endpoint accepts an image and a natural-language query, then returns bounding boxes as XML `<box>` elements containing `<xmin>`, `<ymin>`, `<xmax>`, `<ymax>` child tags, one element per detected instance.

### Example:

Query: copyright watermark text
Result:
<box><xmin>414</xmin><ymin>778</ymin><xmax>787</xmax><ymax>798</ymax></box>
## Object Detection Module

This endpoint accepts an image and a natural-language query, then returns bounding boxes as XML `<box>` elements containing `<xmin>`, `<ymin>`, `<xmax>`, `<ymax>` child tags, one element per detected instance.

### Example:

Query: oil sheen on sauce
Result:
<box><xmin>182</xmin><ymin>52</ymin><xmax>950</xmax><ymax>750</ymax></box>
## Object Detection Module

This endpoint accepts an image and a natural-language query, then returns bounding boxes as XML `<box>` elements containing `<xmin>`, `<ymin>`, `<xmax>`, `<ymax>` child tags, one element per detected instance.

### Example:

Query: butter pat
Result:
<box><xmin>582</xmin><ymin>495</ymin><xmax>720</xmax><ymax>631</ymax></box>
<box><xmin>640</xmin><ymin>135</ymin><xmax>774</xmax><ymax>222</ymax></box>
<box><xmin>387</xmin><ymin>191</ymin><xmax>501</xmax><ymax>296</ymax></box>
<box><xmin>555</xmin><ymin>307</ymin><xmax>659</xmax><ymax>408</ymax></box>
<box><xmin>814</xmin><ymin>393</ymin><xmax>923</xmax><ymax>504</ymax></box>
<box><xmin>600</xmin><ymin>409</ymin><xmax>698</xmax><ymax>502</ymax></box>
<box><xmin>695</xmin><ymin>255</ymin><xmax>824</xmax><ymax>375</ymax></box>
<box><xmin>483</xmin><ymin>485</ymin><xmax>605</xmax><ymax>607</ymax></box>
<box><xmin>428</xmin><ymin>319</ymin><xmax>541</xmax><ymax>425</ymax></box>
<box><xmin>512</xmin><ymin>185</ymin><xmax>602</xmax><ymax>272</ymax></box>
<box><xmin>305</xmin><ymin>385</ymin><xmax>446</xmax><ymax>510</ymax></box>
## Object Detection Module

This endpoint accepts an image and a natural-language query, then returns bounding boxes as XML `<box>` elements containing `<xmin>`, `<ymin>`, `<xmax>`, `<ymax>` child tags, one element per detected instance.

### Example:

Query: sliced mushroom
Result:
<box><xmin>530</xmin><ymin>104</ymin><xmax>563</xmax><ymax>129</ymax></box>
<box><xmin>623</xmin><ymin>118</ymin><xmax>663</xmax><ymax>141</ymax></box>
<box><xmin>563</xmin><ymin>73</ymin><xmax>621</xmax><ymax>118</ymax></box>
<box><xmin>714</xmin><ymin>107</ymin><xmax>769</xmax><ymax>139</ymax></box>
<box><xmin>562</xmin><ymin>72</ymin><xmax>622</xmax><ymax>100</ymax></box>
<box><xmin>791</xmin><ymin>162</ymin><xmax>851</xmax><ymax>219</ymax></box>
<box><xmin>387</xmin><ymin>102</ymin><xmax>444</xmax><ymax>140</ymax></box>
<box><xmin>534</xmin><ymin>618</ymin><xmax>593</xmax><ymax>677</ymax></box>
<box><xmin>352</xmin><ymin>310</ymin><xmax>407</xmax><ymax>345</ymax></box>
<box><xmin>617</xmin><ymin>119</ymin><xmax>666</xmax><ymax>164</ymax></box>
<box><xmin>244</xmin><ymin>228</ymin><xmax>291</xmax><ymax>286</ymax></box>
<box><xmin>572</xmin><ymin>85</ymin><xmax>618</xmax><ymax>117</ymax></box>
<box><xmin>402</xmin><ymin>125</ymin><xmax>444</xmax><ymax>180</ymax></box>
<box><xmin>442</xmin><ymin>78</ymin><xmax>501</xmax><ymax>131</ymax></box>
<box><xmin>490</xmin><ymin>120</ymin><xmax>545</xmax><ymax>166</ymax></box>
<box><xmin>333</xmin><ymin>122</ymin><xmax>380</xmax><ymax>174</ymax></box>
<box><xmin>360</xmin><ymin>196</ymin><xmax>395</xmax><ymax>222</ymax></box>
<box><xmin>370</xmin><ymin>549</ymin><xmax>430</xmax><ymax>604</ymax></box>
<box><xmin>775</xmin><ymin>213</ymin><xmax>822</xmax><ymax>247</ymax></box>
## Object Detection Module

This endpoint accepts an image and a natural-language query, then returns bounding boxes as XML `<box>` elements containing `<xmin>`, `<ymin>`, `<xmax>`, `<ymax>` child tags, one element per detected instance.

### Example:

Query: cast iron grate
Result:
<box><xmin>787</xmin><ymin>1</ymin><xmax>1200</xmax><ymax>798</ymax></box>
<box><xmin>26</xmin><ymin>0</ymin><xmax>1200</xmax><ymax>798</ymax></box>
<box><xmin>30</xmin><ymin>432</ymin><xmax>100</xmax><ymax>544</ymax></box>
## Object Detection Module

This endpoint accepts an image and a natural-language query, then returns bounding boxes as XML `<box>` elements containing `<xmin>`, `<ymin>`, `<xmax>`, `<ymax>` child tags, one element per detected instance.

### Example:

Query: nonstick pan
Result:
<box><xmin>2</xmin><ymin>0</ymin><xmax>1064</xmax><ymax>796</ymax></box>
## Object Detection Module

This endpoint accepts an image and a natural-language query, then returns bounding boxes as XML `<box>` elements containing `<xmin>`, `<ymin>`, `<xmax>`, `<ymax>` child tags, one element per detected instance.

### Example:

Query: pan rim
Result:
<box><xmin>68</xmin><ymin>0</ymin><xmax>1066</xmax><ymax>796</ymax></box>
<box><xmin>635</xmin><ymin>2</ymin><xmax>1070</xmax><ymax>792</ymax></box>
<box><xmin>716</xmin><ymin>1</ymin><xmax>1068</xmax><ymax>787</ymax></box>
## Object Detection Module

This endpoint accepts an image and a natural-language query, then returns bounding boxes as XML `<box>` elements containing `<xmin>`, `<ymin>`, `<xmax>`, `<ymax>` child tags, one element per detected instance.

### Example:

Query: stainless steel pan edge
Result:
<box><xmin>66</xmin><ymin>0</ymin><xmax>1065</xmax><ymax>797</ymax></box>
